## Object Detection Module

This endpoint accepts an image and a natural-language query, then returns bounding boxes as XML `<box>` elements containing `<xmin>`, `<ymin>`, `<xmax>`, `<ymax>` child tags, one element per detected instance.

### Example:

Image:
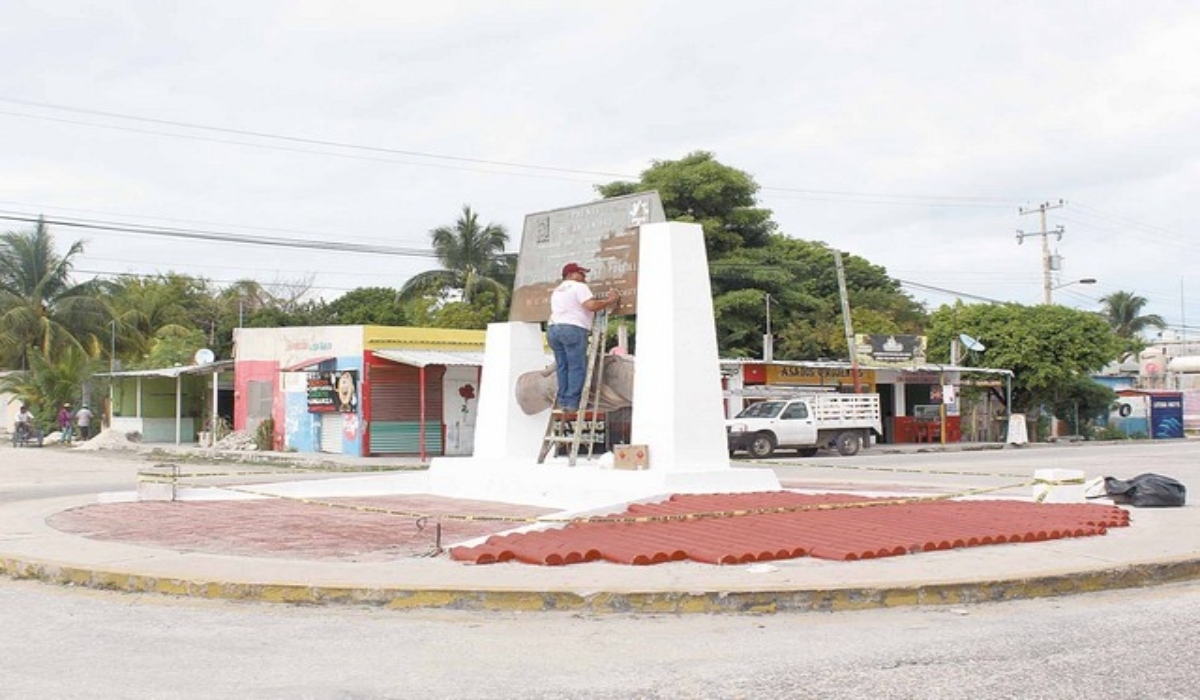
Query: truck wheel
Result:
<box><xmin>835</xmin><ymin>432</ymin><xmax>862</xmax><ymax>457</ymax></box>
<box><xmin>748</xmin><ymin>432</ymin><xmax>776</xmax><ymax>459</ymax></box>
<box><xmin>796</xmin><ymin>447</ymin><xmax>819</xmax><ymax>457</ymax></box>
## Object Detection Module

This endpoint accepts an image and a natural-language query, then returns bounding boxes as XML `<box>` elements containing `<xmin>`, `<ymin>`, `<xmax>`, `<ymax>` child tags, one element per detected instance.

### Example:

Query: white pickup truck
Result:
<box><xmin>726</xmin><ymin>394</ymin><xmax>883</xmax><ymax>458</ymax></box>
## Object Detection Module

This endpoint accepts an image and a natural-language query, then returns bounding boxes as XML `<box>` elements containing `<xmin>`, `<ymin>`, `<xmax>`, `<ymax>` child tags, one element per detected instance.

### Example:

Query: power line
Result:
<box><xmin>0</xmin><ymin>212</ymin><xmax>439</xmax><ymax>259</ymax></box>
<box><xmin>1</xmin><ymin>97</ymin><xmax>1033</xmax><ymax>209</ymax></box>
<box><xmin>0</xmin><ymin>97</ymin><xmax>628</xmax><ymax>179</ymax></box>
<box><xmin>894</xmin><ymin>280</ymin><xmax>1008</xmax><ymax>305</ymax></box>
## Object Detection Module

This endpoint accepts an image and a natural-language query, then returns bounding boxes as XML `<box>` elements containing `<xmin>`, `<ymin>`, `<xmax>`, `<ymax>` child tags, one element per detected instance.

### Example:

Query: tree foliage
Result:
<box><xmin>597</xmin><ymin>151</ymin><xmax>775</xmax><ymax>256</ymax></box>
<box><xmin>399</xmin><ymin>205</ymin><xmax>511</xmax><ymax>312</ymax></box>
<box><xmin>926</xmin><ymin>301</ymin><xmax>1123</xmax><ymax>414</ymax></box>
<box><xmin>320</xmin><ymin>287</ymin><xmax>407</xmax><ymax>326</ymax></box>
<box><xmin>1099</xmin><ymin>290</ymin><xmax>1166</xmax><ymax>358</ymax></box>
<box><xmin>0</xmin><ymin>345</ymin><xmax>96</xmax><ymax>431</ymax></box>
<box><xmin>0</xmin><ymin>219</ymin><xmax>109</xmax><ymax>369</ymax></box>
<box><xmin>599</xmin><ymin>154</ymin><xmax>926</xmax><ymax>359</ymax></box>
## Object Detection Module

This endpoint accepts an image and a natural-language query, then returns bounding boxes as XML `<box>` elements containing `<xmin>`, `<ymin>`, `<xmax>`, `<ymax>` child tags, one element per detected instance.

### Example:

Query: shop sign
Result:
<box><xmin>307</xmin><ymin>370</ymin><xmax>358</xmax><ymax>413</ymax></box>
<box><xmin>854</xmin><ymin>334</ymin><xmax>927</xmax><ymax>367</ymax></box>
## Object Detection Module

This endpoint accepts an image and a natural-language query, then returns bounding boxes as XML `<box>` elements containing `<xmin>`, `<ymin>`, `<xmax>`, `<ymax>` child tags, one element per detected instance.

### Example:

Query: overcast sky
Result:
<box><xmin>3</xmin><ymin>1</ymin><xmax>1198</xmax><ymax>334</ymax></box>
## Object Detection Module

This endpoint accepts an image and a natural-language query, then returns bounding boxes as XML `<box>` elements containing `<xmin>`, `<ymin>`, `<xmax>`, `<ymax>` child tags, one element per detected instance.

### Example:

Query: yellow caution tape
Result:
<box><xmin>151</xmin><ymin>477</ymin><xmax>1038</xmax><ymax>527</ymax></box>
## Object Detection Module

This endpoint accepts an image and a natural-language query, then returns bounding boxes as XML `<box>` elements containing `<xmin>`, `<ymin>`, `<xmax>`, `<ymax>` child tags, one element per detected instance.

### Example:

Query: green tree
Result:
<box><xmin>138</xmin><ymin>325</ymin><xmax>209</xmax><ymax>369</ymax></box>
<box><xmin>598</xmin><ymin>153</ymin><xmax>926</xmax><ymax>359</ymax></box>
<box><xmin>926</xmin><ymin>301</ymin><xmax>1123</xmax><ymax>416</ymax></box>
<box><xmin>709</xmin><ymin>236</ymin><xmax>925</xmax><ymax>359</ymax></box>
<box><xmin>399</xmin><ymin>206</ymin><xmax>511</xmax><ymax>315</ymax></box>
<box><xmin>0</xmin><ymin>346</ymin><xmax>96</xmax><ymax>432</ymax></box>
<box><xmin>1049</xmin><ymin>374</ymin><xmax>1117</xmax><ymax>437</ymax></box>
<box><xmin>103</xmin><ymin>273</ymin><xmax>212</xmax><ymax>363</ymax></box>
<box><xmin>0</xmin><ymin>219</ymin><xmax>108</xmax><ymax>369</ymax></box>
<box><xmin>597</xmin><ymin>151</ymin><xmax>775</xmax><ymax>256</ymax></box>
<box><xmin>1099</xmin><ymin>290</ymin><xmax>1165</xmax><ymax>357</ymax></box>
<box><xmin>321</xmin><ymin>287</ymin><xmax>407</xmax><ymax>326</ymax></box>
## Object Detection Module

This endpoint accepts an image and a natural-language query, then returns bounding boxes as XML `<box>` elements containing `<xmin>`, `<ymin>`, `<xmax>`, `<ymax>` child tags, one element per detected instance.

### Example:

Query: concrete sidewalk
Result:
<box><xmin>1</xmin><ymin>441</ymin><xmax>1198</xmax><ymax>613</ymax></box>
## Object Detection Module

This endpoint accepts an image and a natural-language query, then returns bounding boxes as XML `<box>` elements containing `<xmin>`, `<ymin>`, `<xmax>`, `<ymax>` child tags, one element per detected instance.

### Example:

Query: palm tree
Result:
<box><xmin>0</xmin><ymin>218</ymin><xmax>109</xmax><ymax>369</ymax></box>
<box><xmin>399</xmin><ymin>205</ymin><xmax>511</xmax><ymax>307</ymax></box>
<box><xmin>1099</xmin><ymin>291</ymin><xmax>1166</xmax><ymax>339</ymax></box>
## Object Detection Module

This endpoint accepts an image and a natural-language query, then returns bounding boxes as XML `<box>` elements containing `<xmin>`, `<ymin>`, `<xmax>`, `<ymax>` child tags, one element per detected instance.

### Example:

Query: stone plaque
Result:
<box><xmin>508</xmin><ymin>191</ymin><xmax>666</xmax><ymax>322</ymax></box>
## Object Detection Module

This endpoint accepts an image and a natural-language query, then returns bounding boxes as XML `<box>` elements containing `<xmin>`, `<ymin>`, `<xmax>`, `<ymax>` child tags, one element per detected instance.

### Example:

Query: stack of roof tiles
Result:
<box><xmin>450</xmin><ymin>492</ymin><xmax>1129</xmax><ymax>566</ymax></box>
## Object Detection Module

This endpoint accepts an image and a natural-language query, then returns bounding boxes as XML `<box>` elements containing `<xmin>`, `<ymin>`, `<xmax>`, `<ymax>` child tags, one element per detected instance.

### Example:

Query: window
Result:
<box><xmin>781</xmin><ymin>402</ymin><xmax>808</xmax><ymax>420</ymax></box>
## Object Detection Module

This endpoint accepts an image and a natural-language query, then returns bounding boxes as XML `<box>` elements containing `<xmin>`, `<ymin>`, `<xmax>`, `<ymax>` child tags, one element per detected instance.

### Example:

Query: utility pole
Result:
<box><xmin>833</xmin><ymin>251</ymin><xmax>861</xmax><ymax>393</ymax></box>
<box><xmin>1016</xmin><ymin>200</ymin><xmax>1065</xmax><ymax>304</ymax></box>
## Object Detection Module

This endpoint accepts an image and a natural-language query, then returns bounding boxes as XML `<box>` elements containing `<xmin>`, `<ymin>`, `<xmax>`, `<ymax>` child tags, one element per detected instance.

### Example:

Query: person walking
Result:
<box><xmin>58</xmin><ymin>403</ymin><xmax>74</xmax><ymax>444</ymax></box>
<box><xmin>547</xmin><ymin>262</ymin><xmax>618</xmax><ymax>412</ymax></box>
<box><xmin>74</xmin><ymin>404</ymin><xmax>94</xmax><ymax>441</ymax></box>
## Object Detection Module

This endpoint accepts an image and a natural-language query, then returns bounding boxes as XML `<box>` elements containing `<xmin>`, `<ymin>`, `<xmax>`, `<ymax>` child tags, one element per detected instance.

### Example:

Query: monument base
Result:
<box><xmin>427</xmin><ymin>456</ymin><xmax>780</xmax><ymax>512</ymax></box>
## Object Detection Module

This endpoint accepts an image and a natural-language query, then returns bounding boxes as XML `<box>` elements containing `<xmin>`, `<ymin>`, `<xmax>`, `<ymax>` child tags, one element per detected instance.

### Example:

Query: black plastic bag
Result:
<box><xmin>1104</xmin><ymin>473</ymin><xmax>1187</xmax><ymax>507</ymax></box>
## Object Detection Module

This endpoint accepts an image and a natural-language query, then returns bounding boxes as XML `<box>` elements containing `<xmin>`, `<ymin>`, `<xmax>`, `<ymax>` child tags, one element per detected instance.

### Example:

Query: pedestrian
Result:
<box><xmin>13</xmin><ymin>404</ymin><xmax>41</xmax><ymax>446</ymax></box>
<box><xmin>74</xmin><ymin>404</ymin><xmax>94</xmax><ymax>441</ymax></box>
<box><xmin>58</xmin><ymin>403</ymin><xmax>74</xmax><ymax>444</ymax></box>
<box><xmin>547</xmin><ymin>262</ymin><xmax>619</xmax><ymax>411</ymax></box>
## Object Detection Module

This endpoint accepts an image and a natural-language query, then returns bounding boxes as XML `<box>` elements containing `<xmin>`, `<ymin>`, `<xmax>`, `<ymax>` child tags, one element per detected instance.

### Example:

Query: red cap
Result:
<box><xmin>561</xmin><ymin>262</ymin><xmax>589</xmax><ymax>277</ymax></box>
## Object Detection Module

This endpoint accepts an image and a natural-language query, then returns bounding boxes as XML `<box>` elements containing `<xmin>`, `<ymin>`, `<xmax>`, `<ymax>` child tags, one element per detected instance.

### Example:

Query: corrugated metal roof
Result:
<box><xmin>450</xmin><ymin>493</ymin><xmax>1129</xmax><ymax>566</ymax></box>
<box><xmin>372</xmin><ymin>349</ymin><xmax>486</xmax><ymax>368</ymax></box>
<box><xmin>95</xmin><ymin>360</ymin><xmax>234</xmax><ymax>378</ymax></box>
<box><xmin>280</xmin><ymin>356</ymin><xmax>335</xmax><ymax>372</ymax></box>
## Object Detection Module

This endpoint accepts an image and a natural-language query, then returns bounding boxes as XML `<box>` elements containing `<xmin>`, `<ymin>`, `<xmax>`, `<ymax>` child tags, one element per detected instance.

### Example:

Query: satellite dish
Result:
<box><xmin>194</xmin><ymin>348</ymin><xmax>215</xmax><ymax>365</ymax></box>
<box><xmin>959</xmin><ymin>334</ymin><xmax>985</xmax><ymax>352</ymax></box>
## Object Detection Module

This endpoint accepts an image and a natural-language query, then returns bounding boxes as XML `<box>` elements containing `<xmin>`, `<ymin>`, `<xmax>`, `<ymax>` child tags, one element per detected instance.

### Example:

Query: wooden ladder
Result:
<box><xmin>538</xmin><ymin>311</ymin><xmax>609</xmax><ymax>466</ymax></box>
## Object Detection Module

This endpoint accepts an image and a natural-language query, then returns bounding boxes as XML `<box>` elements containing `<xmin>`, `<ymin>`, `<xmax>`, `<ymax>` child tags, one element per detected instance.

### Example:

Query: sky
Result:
<box><xmin>2</xmin><ymin>1</ymin><xmax>1199</xmax><ymax>335</ymax></box>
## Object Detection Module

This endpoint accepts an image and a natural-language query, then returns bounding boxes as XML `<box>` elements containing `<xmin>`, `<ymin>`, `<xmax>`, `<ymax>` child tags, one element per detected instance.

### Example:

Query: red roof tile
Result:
<box><xmin>450</xmin><ymin>493</ymin><xmax>1129</xmax><ymax>566</ymax></box>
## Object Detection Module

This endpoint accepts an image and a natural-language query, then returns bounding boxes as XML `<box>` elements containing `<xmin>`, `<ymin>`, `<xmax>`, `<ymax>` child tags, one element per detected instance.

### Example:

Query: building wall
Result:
<box><xmin>233</xmin><ymin>325</ymin><xmax>486</xmax><ymax>455</ymax></box>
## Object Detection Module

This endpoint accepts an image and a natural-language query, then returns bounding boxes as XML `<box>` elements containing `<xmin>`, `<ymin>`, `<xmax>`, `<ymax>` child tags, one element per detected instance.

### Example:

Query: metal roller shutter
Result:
<box><xmin>368</xmin><ymin>364</ymin><xmax>446</xmax><ymax>455</ymax></box>
<box><xmin>319</xmin><ymin>415</ymin><xmax>342</xmax><ymax>453</ymax></box>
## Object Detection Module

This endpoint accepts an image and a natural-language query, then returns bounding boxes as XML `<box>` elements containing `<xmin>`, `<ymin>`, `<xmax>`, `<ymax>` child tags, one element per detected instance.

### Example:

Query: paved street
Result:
<box><xmin>1</xmin><ymin>438</ymin><xmax>1198</xmax><ymax>696</ymax></box>
<box><xmin>1</xmin><ymin>576</ymin><xmax>1197</xmax><ymax>699</ymax></box>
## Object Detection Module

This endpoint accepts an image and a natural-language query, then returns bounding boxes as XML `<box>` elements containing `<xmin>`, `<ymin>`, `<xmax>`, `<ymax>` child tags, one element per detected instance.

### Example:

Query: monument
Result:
<box><xmin>428</xmin><ymin>192</ymin><xmax>780</xmax><ymax>511</ymax></box>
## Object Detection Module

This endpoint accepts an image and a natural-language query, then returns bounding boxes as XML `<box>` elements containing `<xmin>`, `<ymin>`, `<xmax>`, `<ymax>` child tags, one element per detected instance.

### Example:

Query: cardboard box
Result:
<box><xmin>613</xmin><ymin>444</ymin><xmax>649</xmax><ymax>470</ymax></box>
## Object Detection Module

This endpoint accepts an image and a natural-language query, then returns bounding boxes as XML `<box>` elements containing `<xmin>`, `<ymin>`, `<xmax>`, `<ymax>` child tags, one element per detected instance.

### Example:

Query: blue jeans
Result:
<box><xmin>547</xmin><ymin>323</ymin><xmax>589</xmax><ymax>410</ymax></box>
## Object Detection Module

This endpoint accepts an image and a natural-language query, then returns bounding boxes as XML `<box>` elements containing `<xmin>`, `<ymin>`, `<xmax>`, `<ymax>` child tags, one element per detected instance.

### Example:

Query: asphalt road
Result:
<box><xmin>1</xmin><ymin>577</ymin><xmax>1196</xmax><ymax>699</ymax></box>
<box><xmin>2</xmin><ymin>438</ymin><xmax>1198</xmax><ymax>698</ymax></box>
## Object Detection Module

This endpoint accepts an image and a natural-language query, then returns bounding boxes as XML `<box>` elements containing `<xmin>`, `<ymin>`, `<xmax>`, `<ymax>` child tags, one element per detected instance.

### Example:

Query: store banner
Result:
<box><xmin>854</xmin><ymin>334</ymin><xmax>927</xmax><ymax>367</ymax></box>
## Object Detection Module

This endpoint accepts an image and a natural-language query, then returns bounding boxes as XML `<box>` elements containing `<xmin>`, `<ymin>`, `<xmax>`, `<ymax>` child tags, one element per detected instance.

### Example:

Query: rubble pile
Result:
<box><xmin>214</xmin><ymin>430</ymin><xmax>259</xmax><ymax>451</ymax></box>
<box><xmin>72</xmin><ymin>429</ymin><xmax>142</xmax><ymax>451</ymax></box>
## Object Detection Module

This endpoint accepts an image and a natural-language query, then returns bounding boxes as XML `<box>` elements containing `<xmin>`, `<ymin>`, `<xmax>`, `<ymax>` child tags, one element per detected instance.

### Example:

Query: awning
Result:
<box><xmin>372</xmin><ymin>349</ymin><xmax>485</xmax><ymax>368</ymax></box>
<box><xmin>95</xmin><ymin>360</ymin><xmax>234</xmax><ymax>378</ymax></box>
<box><xmin>280</xmin><ymin>356</ymin><xmax>335</xmax><ymax>372</ymax></box>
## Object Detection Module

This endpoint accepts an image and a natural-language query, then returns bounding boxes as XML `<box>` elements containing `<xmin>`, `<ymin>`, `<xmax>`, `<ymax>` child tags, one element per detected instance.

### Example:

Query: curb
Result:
<box><xmin>4</xmin><ymin>554</ymin><xmax>1199</xmax><ymax>614</ymax></box>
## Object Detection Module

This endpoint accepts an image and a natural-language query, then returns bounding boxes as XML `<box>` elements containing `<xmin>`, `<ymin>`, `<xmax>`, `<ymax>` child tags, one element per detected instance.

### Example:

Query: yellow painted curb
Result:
<box><xmin>3</xmin><ymin>555</ymin><xmax>1200</xmax><ymax>613</ymax></box>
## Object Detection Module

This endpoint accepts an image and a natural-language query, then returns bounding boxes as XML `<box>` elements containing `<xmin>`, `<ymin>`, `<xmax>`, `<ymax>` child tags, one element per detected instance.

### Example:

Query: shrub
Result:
<box><xmin>255</xmin><ymin>418</ymin><xmax>275</xmax><ymax>451</ymax></box>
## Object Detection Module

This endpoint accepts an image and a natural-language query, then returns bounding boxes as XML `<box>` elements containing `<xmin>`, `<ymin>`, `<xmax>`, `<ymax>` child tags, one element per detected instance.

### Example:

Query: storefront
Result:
<box><xmin>722</xmin><ymin>359</ymin><xmax>1012</xmax><ymax>444</ymax></box>
<box><xmin>234</xmin><ymin>326</ymin><xmax>485</xmax><ymax>458</ymax></box>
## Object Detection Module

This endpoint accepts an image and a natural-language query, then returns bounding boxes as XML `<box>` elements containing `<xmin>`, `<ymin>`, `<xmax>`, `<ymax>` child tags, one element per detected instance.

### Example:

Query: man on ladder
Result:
<box><xmin>541</xmin><ymin>262</ymin><xmax>619</xmax><ymax>464</ymax></box>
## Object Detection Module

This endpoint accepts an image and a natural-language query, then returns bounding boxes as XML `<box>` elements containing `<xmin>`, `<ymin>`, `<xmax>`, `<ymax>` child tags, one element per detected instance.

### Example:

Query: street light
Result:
<box><xmin>1048</xmin><ymin>277</ymin><xmax>1096</xmax><ymax>303</ymax></box>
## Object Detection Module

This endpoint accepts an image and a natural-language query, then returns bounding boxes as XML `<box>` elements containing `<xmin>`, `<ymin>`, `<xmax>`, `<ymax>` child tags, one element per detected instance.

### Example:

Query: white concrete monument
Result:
<box><xmin>428</xmin><ymin>221</ymin><xmax>780</xmax><ymax>511</ymax></box>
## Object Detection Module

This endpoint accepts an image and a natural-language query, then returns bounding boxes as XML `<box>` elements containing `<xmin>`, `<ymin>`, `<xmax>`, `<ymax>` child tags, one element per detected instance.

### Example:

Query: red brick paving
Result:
<box><xmin>47</xmin><ymin>491</ymin><xmax>1132</xmax><ymax>567</ymax></box>
<box><xmin>48</xmin><ymin>496</ymin><xmax>555</xmax><ymax>562</ymax></box>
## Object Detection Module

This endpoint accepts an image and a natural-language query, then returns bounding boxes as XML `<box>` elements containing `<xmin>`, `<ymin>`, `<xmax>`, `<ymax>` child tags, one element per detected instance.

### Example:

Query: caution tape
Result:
<box><xmin>151</xmin><ymin>476</ymin><xmax>1039</xmax><ymax>527</ymax></box>
<box><xmin>744</xmin><ymin>457</ymin><xmax>1029</xmax><ymax>480</ymax></box>
<box><xmin>1032</xmin><ymin>477</ymin><xmax>1086</xmax><ymax>503</ymax></box>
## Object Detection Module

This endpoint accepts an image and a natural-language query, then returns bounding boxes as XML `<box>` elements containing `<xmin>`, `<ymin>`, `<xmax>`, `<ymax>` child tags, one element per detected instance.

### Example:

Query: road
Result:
<box><xmin>1</xmin><ymin>439</ymin><xmax>1198</xmax><ymax>698</ymax></box>
<box><xmin>0</xmin><ymin>576</ymin><xmax>1197</xmax><ymax>699</ymax></box>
